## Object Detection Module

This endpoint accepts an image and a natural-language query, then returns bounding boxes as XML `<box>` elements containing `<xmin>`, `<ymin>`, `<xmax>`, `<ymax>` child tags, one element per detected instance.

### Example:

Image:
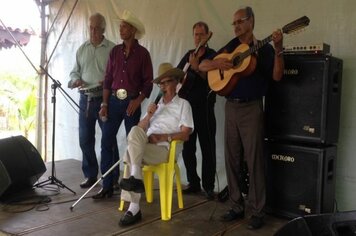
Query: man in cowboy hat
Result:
<box><xmin>118</xmin><ymin>63</ymin><xmax>194</xmax><ymax>226</ymax></box>
<box><xmin>95</xmin><ymin>10</ymin><xmax>153</xmax><ymax>199</ymax></box>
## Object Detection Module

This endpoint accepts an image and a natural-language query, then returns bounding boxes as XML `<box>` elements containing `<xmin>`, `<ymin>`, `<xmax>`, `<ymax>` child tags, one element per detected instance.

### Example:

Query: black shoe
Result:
<box><xmin>113</xmin><ymin>175</ymin><xmax>120</xmax><ymax>190</ymax></box>
<box><xmin>119</xmin><ymin>210</ymin><xmax>142</xmax><ymax>226</ymax></box>
<box><xmin>182</xmin><ymin>184</ymin><xmax>201</xmax><ymax>194</ymax></box>
<box><xmin>80</xmin><ymin>178</ymin><xmax>97</xmax><ymax>188</ymax></box>
<box><xmin>247</xmin><ymin>215</ymin><xmax>264</xmax><ymax>230</ymax></box>
<box><xmin>205</xmin><ymin>189</ymin><xmax>215</xmax><ymax>200</ymax></box>
<box><xmin>217</xmin><ymin>186</ymin><xmax>229</xmax><ymax>202</ymax></box>
<box><xmin>119</xmin><ymin>176</ymin><xmax>145</xmax><ymax>193</ymax></box>
<box><xmin>113</xmin><ymin>182</ymin><xmax>121</xmax><ymax>191</ymax></box>
<box><xmin>220</xmin><ymin>209</ymin><xmax>244</xmax><ymax>222</ymax></box>
<box><xmin>92</xmin><ymin>188</ymin><xmax>113</xmax><ymax>199</ymax></box>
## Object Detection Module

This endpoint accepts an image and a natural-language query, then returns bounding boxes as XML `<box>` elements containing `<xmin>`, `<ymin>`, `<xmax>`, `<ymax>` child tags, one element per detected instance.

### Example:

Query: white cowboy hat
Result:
<box><xmin>119</xmin><ymin>10</ymin><xmax>145</xmax><ymax>39</ymax></box>
<box><xmin>153</xmin><ymin>63</ymin><xmax>184</xmax><ymax>84</ymax></box>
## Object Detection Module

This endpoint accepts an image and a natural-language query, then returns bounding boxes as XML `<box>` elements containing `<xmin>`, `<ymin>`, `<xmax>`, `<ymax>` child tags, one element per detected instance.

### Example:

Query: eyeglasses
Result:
<box><xmin>232</xmin><ymin>16</ymin><xmax>249</xmax><ymax>26</ymax></box>
<box><xmin>158</xmin><ymin>79</ymin><xmax>175</xmax><ymax>87</ymax></box>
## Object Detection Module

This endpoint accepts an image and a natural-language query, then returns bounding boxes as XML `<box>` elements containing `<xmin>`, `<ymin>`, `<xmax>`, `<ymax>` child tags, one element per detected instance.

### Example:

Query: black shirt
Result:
<box><xmin>212</xmin><ymin>37</ymin><xmax>275</xmax><ymax>99</ymax></box>
<box><xmin>177</xmin><ymin>46</ymin><xmax>216</xmax><ymax>106</ymax></box>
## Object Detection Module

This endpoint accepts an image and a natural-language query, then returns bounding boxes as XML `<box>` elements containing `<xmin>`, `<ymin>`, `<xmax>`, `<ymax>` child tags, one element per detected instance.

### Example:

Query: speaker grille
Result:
<box><xmin>265</xmin><ymin>55</ymin><xmax>343</xmax><ymax>144</ymax></box>
<box><xmin>266</xmin><ymin>141</ymin><xmax>336</xmax><ymax>218</ymax></box>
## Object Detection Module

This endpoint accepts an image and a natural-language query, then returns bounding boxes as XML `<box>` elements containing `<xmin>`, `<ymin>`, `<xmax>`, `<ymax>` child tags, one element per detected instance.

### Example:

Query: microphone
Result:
<box><xmin>154</xmin><ymin>92</ymin><xmax>162</xmax><ymax>105</ymax></box>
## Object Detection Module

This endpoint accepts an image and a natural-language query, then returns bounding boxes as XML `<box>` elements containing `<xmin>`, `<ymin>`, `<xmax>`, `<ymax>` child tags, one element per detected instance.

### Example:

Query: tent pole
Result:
<box><xmin>35</xmin><ymin>0</ymin><xmax>48</xmax><ymax>160</ymax></box>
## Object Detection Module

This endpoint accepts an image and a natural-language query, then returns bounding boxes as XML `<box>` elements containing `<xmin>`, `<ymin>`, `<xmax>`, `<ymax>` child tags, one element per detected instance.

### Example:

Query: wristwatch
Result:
<box><xmin>167</xmin><ymin>134</ymin><xmax>172</xmax><ymax>142</ymax></box>
<box><xmin>100</xmin><ymin>102</ymin><xmax>108</xmax><ymax>108</ymax></box>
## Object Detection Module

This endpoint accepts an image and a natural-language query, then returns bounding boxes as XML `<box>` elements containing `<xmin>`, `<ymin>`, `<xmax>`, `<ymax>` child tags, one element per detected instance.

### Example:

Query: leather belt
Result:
<box><xmin>80</xmin><ymin>92</ymin><xmax>102</xmax><ymax>99</ymax></box>
<box><xmin>79</xmin><ymin>85</ymin><xmax>103</xmax><ymax>94</ymax></box>
<box><xmin>228</xmin><ymin>97</ymin><xmax>262</xmax><ymax>103</ymax></box>
<box><xmin>112</xmin><ymin>89</ymin><xmax>138</xmax><ymax>100</ymax></box>
<box><xmin>79</xmin><ymin>85</ymin><xmax>103</xmax><ymax>98</ymax></box>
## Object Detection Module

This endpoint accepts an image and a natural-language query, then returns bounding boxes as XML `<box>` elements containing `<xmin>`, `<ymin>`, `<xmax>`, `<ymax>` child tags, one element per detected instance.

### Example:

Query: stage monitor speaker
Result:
<box><xmin>0</xmin><ymin>135</ymin><xmax>46</xmax><ymax>197</ymax></box>
<box><xmin>276</xmin><ymin>211</ymin><xmax>356</xmax><ymax>236</ymax></box>
<box><xmin>274</xmin><ymin>217</ymin><xmax>313</xmax><ymax>236</ymax></box>
<box><xmin>304</xmin><ymin>211</ymin><xmax>356</xmax><ymax>236</ymax></box>
<box><xmin>265</xmin><ymin>141</ymin><xmax>337</xmax><ymax>218</ymax></box>
<box><xmin>265</xmin><ymin>54</ymin><xmax>343</xmax><ymax>144</ymax></box>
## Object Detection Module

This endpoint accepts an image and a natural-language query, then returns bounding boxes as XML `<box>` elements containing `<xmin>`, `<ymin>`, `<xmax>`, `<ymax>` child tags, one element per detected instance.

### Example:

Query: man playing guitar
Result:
<box><xmin>199</xmin><ymin>6</ymin><xmax>284</xmax><ymax>230</ymax></box>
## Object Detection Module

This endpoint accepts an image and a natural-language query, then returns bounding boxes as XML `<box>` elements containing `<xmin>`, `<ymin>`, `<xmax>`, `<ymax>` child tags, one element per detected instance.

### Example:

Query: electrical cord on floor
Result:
<box><xmin>208</xmin><ymin>171</ymin><xmax>220</xmax><ymax>221</ymax></box>
<box><xmin>1</xmin><ymin>184</ymin><xmax>121</xmax><ymax>213</ymax></box>
<box><xmin>1</xmin><ymin>191</ymin><xmax>53</xmax><ymax>213</ymax></box>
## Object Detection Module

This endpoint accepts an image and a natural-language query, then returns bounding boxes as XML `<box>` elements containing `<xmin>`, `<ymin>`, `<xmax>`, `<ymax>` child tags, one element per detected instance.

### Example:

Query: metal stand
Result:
<box><xmin>70</xmin><ymin>159</ymin><xmax>121</xmax><ymax>210</ymax></box>
<box><xmin>35</xmin><ymin>66</ymin><xmax>81</xmax><ymax>194</ymax></box>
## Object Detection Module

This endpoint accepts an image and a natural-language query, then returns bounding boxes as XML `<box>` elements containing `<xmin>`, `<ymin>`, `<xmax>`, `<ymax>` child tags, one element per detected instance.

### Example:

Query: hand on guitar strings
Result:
<box><xmin>214</xmin><ymin>57</ymin><xmax>234</xmax><ymax>71</ymax></box>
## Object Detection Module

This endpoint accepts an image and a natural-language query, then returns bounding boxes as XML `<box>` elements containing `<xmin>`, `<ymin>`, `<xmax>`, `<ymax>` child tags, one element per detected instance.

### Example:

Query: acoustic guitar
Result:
<box><xmin>208</xmin><ymin>16</ymin><xmax>310</xmax><ymax>96</ymax></box>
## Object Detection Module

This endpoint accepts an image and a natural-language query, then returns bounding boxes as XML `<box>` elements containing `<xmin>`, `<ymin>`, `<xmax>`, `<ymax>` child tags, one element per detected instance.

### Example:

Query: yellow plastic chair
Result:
<box><xmin>119</xmin><ymin>140</ymin><xmax>184</xmax><ymax>221</ymax></box>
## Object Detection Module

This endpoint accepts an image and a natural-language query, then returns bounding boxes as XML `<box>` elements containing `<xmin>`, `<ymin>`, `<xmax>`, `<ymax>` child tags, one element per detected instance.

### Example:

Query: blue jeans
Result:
<box><xmin>79</xmin><ymin>94</ymin><xmax>119</xmax><ymax>181</ymax></box>
<box><xmin>100</xmin><ymin>95</ymin><xmax>141</xmax><ymax>189</ymax></box>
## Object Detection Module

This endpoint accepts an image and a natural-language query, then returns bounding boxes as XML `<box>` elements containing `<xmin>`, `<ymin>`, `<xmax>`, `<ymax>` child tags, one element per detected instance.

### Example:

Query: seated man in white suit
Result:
<box><xmin>118</xmin><ymin>63</ymin><xmax>194</xmax><ymax>226</ymax></box>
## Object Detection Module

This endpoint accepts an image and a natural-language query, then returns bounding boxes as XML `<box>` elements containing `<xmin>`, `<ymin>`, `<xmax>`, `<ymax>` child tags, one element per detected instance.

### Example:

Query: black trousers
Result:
<box><xmin>182</xmin><ymin>100</ymin><xmax>216</xmax><ymax>191</ymax></box>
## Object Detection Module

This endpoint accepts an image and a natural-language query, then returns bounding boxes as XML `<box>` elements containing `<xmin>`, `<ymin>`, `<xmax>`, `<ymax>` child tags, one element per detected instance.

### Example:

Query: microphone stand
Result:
<box><xmin>35</xmin><ymin>66</ymin><xmax>81</xmax><ymax>194</ymax></box>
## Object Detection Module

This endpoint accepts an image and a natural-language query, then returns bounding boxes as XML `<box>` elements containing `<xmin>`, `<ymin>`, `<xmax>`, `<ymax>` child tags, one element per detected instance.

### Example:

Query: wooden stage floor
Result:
<box><xmin>0</xmin><ymin>159</ymin><xmax>288</xmax><ymax>236</ymax></box>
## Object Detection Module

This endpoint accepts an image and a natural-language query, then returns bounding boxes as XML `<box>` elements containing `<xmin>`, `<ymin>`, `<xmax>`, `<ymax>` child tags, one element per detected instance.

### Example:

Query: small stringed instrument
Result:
<box><xmin>208</xmin><ymin>16</ymin><xmax>310</xmax><ymax>96</ymax></box>
<box><xmin>177</xmin><ymin>31</ymin><xmax>213</xmax><ymax>95</ymax></box>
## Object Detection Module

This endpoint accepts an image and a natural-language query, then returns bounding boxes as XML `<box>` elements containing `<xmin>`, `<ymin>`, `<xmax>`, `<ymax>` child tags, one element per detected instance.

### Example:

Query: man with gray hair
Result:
<box><xmin>68</xmin><ymin>13</ymin><xmax>119</xmax><ymax>190</ymax></box>
<box><xmin>118</xmin><ymin>63</ymin><xmax>194</xmax><ymax>226</ymax></box>
<box><xmin>200</xmin><ymin>6</ymin><xmax>284</xmax><ymax>230</ymax></box>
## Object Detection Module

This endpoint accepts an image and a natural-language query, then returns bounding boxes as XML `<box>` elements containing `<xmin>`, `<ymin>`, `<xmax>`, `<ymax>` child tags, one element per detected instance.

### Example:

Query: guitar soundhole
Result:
<box><xmin>233</xmin><ymin>55</ymin><xmax>241</xmax><ymax>67</ymax></box>
<box><xmin>219</xmin><ymin>69</ymin><xmax>224</xmax><ymax>80</ymax></box>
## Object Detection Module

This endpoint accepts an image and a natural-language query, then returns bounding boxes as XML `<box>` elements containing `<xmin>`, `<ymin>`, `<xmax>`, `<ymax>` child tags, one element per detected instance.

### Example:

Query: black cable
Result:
<box><xmin>205</xmin><ymin>89</ymin><xmax>220</xmax><ymax>221</ymax></box>
<box><xmin>1</xmin><ymin>185</ymin><xmax>120</xmax><ymax>214</ymax></box>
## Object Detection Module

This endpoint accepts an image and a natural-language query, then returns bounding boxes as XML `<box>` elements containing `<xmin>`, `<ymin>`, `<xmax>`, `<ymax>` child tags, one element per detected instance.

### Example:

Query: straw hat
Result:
<box><xmin>153</xmin><ymin>63</ymin><xmax>184</xmax><ymax>84</ymax></box>
<box><xmin>119</xmin><ymin>10</ymin><xmax>145</xmax><ymax>39</ymax></box>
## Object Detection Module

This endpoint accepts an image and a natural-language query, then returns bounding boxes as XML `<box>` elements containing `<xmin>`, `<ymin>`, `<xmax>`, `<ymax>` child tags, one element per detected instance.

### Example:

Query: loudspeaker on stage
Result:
<box><xmin>275</xmin><ymin>211</ymin><xmax>356</xmax><ymax>236</ymax></box>
<box><xmin>265</xmin><ymin>54</ymin><xmax>343</xmax><ymax>144</ymax></box>
<box><xmin>0</xmin><ymin>135</ymin><xmax>46</xmax><ymax>198</ymax></box>
<box><xmin>265</xmin><ymin>141</ymin><xmax>336</xmax><ymax>218</ymax></box>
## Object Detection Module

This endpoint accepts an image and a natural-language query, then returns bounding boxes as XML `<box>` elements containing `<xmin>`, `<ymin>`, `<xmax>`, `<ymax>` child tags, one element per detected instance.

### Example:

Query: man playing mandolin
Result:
<box><xmin>177</xmin><ymin>21</ymin><xmax>217</xmax><ymax>200</ymax></box>
<box><xmin>199</xmin><ymin>6</ymin><xmax>284</xmax><ymax>230</ymax></box>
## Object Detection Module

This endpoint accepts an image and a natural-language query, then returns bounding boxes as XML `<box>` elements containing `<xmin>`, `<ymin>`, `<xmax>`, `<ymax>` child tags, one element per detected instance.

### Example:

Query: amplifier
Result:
<box><xmin>265</xmin><ymin>141</ymin><xmax>337</xmax><ymax>218</ymax></box>
<box><xmin>283</xmin><ymin>43</ymin><xmax>330</xmax><ymax>55</ymax></box>
<box><xmin>265</xmin><ymin>54</ymin><xmax>343</xmax><ymax>144</ymax></box>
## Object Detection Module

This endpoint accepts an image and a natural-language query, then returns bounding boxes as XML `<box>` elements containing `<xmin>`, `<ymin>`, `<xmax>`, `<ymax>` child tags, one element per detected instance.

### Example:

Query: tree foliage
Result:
<box><xmin>0</xmin><ymin>73</ymin><xmax>37</xmax><ymax>139</ymax></box>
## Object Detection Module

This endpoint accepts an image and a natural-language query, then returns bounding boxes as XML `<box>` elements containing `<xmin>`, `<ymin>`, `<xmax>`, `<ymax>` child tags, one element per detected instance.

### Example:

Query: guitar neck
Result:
<box><xmin>249</xmin><ymin>35</ymin><xmax>273</xmax><ymax>55</ymax></box>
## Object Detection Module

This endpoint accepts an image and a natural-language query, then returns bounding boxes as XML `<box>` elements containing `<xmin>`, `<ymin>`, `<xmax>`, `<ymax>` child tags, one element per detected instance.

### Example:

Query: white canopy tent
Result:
<box><xmin>10</xmin><ymin>0</ymin><xmax>356</xmax><ymax>212</ymax></box>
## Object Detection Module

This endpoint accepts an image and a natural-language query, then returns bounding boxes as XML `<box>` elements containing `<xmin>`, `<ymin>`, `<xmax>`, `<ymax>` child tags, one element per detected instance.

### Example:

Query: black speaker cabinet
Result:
<box><xmin>274</xmin><ymin>217</ymin><xmax>313</xmax><ymax>236</ymax></box>
<box><xmin>0</xmin><ymin>135</ymin><xmax>46</xmax><ymax>197</ymax></box>
<box><xmin>265</xmin><ymin>141</ymin><xmax>337</xmax><ymax>218</ymax></box>
<box><xmin>276</xmin><ymin>211</ymin><xmax>356</xmax><ymax>236</ymax></box>
<box><xmin>304</xmin><ymin>211</ymin><xmax>356</xmax><ymax>236</ymax></box>
<box><xmin>265</xmin><ymin>54</ymin><xmax>343</xmax><ymax>144</ymax></box>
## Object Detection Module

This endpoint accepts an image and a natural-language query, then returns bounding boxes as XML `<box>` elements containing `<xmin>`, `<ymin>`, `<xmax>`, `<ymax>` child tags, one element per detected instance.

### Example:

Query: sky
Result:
<box><xmin>0</xmin><ymin>0</ymin><xmax>40</xmax><ymax>76</ymax></box>
<box><xmin>0</xmin><ymin>0</ymin><xmax>39</xmax><ymax>31</ymax></box>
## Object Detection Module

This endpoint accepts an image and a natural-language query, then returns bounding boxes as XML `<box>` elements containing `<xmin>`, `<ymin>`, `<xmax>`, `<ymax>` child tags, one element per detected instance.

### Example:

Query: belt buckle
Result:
<box><xmin>116</xmin><ymin>89</ymin><xmax>127</xmax><ymax>100</ymax></box>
